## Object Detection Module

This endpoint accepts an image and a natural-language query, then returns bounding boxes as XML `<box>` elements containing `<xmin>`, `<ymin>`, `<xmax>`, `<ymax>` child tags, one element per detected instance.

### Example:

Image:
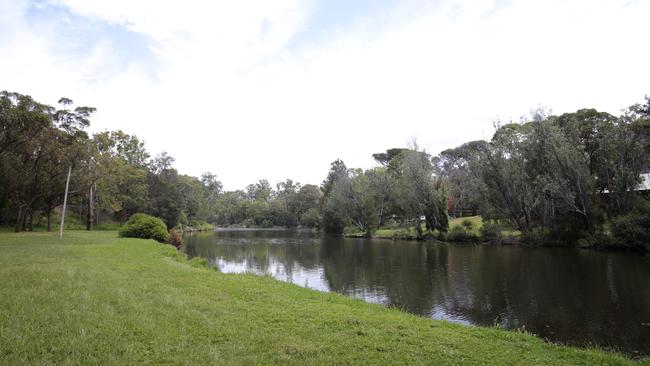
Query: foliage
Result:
<box><xmin>446</xmin><ymin>225</ymin><xmax>480</xmax><ymax>243</ymax></box>
<box><xmin>167</xmin><ymin>228</ymin><xmax>184</xmax><ymax>249</ymax></box>
<box><xmin>300</xmin><ymin>208</ymin><xmax>322</xmax><ymax>229</ymax></box>
<box><xmin>1</xmin><ymin>90</ymin><xmax>648</xmax><ymax>250</ymax></box>
<box><xmin>390</xmin><ymin>148</ymin><xmax>448</xmax><ymax>237</ymax></box>
<box><xmin>610</xmin><ymin>199</ymin><xmax>650</xmax><ymax>251</ymax></box>
<box><xmin>326</xmin><ymin>169</ymin><xmax>378</xmax><ymax>236</ymax></box>
<box><xmin>320</xmin><ymin>159</ymin><xmax>348</xmax><ymax>234</ymax></box>
<box><xmin>520</xmin><ymin>227</ymin><xmax>552</xmax><ymax>247</ymax></box>
<box><xmin>452</xmin><ymin>104</ymin><xmax>649</xmax><ymax>247</ymax></box>
<box><xmin>118</xmin><ymin>213</ymin><xmax>169</xmax><ymax>243</ymax></box>
<box><xmin>461</xmin><ymin>218</ymin><xmax>474</xmax><ymax>230</ymax></box>
<box><xmin>480</xmin><ymin>222</ymin><xmax>501</xmax><ymax>241</ymax></box>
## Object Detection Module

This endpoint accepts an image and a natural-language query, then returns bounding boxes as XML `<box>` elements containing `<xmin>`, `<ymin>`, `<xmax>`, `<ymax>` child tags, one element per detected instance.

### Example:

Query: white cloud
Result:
<box><xmin>1</xmin><ymin>0</ymin><xmax>648</xmax><ymax>190</ymax></box>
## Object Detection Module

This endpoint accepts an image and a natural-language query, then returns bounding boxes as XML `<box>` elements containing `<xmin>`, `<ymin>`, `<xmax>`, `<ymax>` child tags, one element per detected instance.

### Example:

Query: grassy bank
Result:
<box><xmin>346</xmin><ymin>216</ymin><xmax>524</xmax><ymax>242</ymax></box>
<box><xmin>0</xmin><ymin>231</ymin><xmax>641</xmax><ymax>365</ymax></box>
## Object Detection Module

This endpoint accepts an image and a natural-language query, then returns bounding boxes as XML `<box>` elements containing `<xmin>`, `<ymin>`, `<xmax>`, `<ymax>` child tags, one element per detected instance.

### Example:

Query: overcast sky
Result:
<box><xmin>1</xmin><ymin>0</ymin><xmax>648</xmax><ymax>190</ymax></box>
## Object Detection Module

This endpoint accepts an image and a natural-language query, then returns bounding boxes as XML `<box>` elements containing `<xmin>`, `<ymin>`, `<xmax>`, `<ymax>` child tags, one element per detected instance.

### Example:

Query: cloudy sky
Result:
<box><xmin>1</xmin><ymin>0</ymin><xmax>648</xmax><ymax>189</ymax></box>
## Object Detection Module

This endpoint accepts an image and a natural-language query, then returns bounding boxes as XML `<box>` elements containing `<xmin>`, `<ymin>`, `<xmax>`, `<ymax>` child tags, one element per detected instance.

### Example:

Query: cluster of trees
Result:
<box><xmin>204</xmin><ymin>146</ymin><xmax>450</xmax><ymax>239</ymax></box>
<box><xmin>320</xmin><ymin>147</ymin><xmax>448</xmax><ymax>238</ymax></box>
<box><xmin>0</xmin><ymin>91</ymin><xmax>450</xmax><ymax>238</ymax></box>
<box><xmin>0</xmin><ymin>91</ymin><xmax>222</xmax><ymax>232</ymax></box>
<box><xmin>436</xmin><ymin>100</ymin><xmax>650</xmax><ymax>247</ymax></box>
<box><xmin>213</xmin><ymin>179</ymin><xmax>322</xmax><ymax>228</ymax></box>
<box><xmin>2</xmin><ymin>90</ymin><xmax>648</xmax><ymax>248</ymax></box>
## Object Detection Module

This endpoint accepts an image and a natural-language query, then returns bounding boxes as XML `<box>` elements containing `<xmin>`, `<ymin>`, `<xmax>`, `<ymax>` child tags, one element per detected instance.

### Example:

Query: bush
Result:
<box><xmin>446</xmin><ymin>226</ymin><xmax>480</xmax><ymax>243</ymax></box>
<box><xmin>611</xmin><ymin>212</ymin><xmax>650</xmax><ymax>251</ymax></box>
<box><xmin>583</xmin><ymin>231</ymin><xmax>613</xmax><ymax>249</ymax></box>
<box><xmin>300</xmin><ymin>208</ymin><xmax>322</xmax><ymax>229</ymax></box>
<box><xmin>461</xmin><ymin>218</ymin><xmax>474</xmax><ymax>230</ymax></box>
<box><xmin>119</xmin><ymin>213</ymin><xmax>169</xmax><ymax>243</ymax></box>
<box><xmin>521</xmin><ymin>227</ymin><xmax>550</xmax><ymax>247</ymax></box>
<box><xmin>480</xmin><ymin>222</ymin><xmax>501</xmax><ymax>241</ymax></box>
<box><xmin>436</xmin><ymin>231</ymin><xmax>447</xmax><ymax>241</ymax></box>
<box><xmin>168</xmin><ymin>229</ymin><xmax>184</xmax><ymax>249</ymax></box>
<box><xmin>186</xmin><ymin>220</ymin><xmax>214</xmax><ymax>231</ymax></box>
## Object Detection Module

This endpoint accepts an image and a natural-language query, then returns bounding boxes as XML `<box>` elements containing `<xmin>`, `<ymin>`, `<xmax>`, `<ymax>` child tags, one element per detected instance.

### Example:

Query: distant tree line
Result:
<box><xmin>1</xmin><ymin>90</ymin><xmax>648</xmax><ymax>249</ymax></box>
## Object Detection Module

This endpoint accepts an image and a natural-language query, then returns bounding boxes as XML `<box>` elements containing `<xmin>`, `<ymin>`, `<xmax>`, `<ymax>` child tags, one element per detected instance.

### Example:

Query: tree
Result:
<box><xmin>275</xmin><ymin>179</ymin><xmax>301</xmax><ymax>227</ymax></box>
<box><xmin>434</xmin><ymin>141</ymin><xmax>485</xmax><ymax>217</ymax></box>
<box><xmin>296</xmin><ymin>184</ymin><xmax>321</xmax><ymax>217</ymax></box>
<box><xmin>200</xmin><ymin>172</ymin><xmax>223</xmax><ymax>222</ymax></box>
<box><xmin>0</xmin><ymin>91</ymin><xmax>51</xmax><ymax>157</ymax></box>
<box><xmin>372</xmin><ymin>148</ymin><xmax>409</xmax><ymax>168</ymax></box>
<box><xmin>469</xmin><ymin>123</ymin><xmax>540</xmax><ymax>232</ymax></box>
<box><xmin>93</xmin><ymin>130</ymin><xmax>150</xmax><ymax>167</ymax></box>
<box><xmin>326</xmin><ymin>169</ymin><xmax>377</xmax><ymax>236</ymax></box>
<box><xmin>365</xmin><ymin>167</ymin><xmax>393</xmax><ymax>227</ymax></box>
<box><xmin>530</xmin><ymin>119</ymin><xmax>597</xmax><ymax>237</ymax></box>
<box><xmin>147</xmin><ymin>152</ymin><xmax>184</xmax><ymax>228</ymax></box>
<box><xmin>320</xmin><ymin>159</ymin><xmax>348</xmax><ymax>234</ymax></box>
<box><xmin>300</xmin><ymin>208</ymin><xmax>322</xmax><ymax>229</ymax></box>
<box><xmin>391</xmin><ymin>149</ymin><xmax>448</xmax><ymax>238</ymax></box>
<box><xmin>93</xmin><ymin>131</ymin><xmax>150</xmax><ymax>225</ymax></box>
<box><xmin>245</xmin><ymin>179</ymin><xmax>272</xmax><ymax>201</ymax></box>
<box><xmin>0</xmin><ymin>93</ymin><xmax>94</xmax><ymax>232</ymax></box>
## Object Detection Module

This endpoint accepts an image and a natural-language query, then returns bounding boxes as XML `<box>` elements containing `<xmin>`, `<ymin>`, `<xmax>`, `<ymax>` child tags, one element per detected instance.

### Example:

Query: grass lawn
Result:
<box><xmin>361</xmin><ymin>217</ymin><xmax>483</xmax><ymax>240</ymax></box>
<box><xmin>366</xmin><ymin>216</ymin><xmax>521</xmax><ymax>240</ymax></box>
<box><xmin>449</xmin><ymin>215</ymin><xmax>483</xmax><ymax>229</ymax></box>
<box><xmin>0</xmin><ymin>231</ymin><xmax>642</xmax><ymax>365</ymax></box>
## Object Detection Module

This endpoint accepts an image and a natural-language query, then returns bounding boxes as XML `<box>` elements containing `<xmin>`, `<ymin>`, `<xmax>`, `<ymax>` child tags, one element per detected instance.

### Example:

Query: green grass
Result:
<box><xmin>0</xmin><ymin>231</ymin><xmax>642</xmax><ymax>365</ymax></box>
<box><xmin>449</xmin><ymin>216</ymin><xmax>483</xmax><ymax>233</ymax></box>
<box><xmin>357</xmin><ymin>216</ymin><xmax>484</xmax><ymax>240</ymax></box>
<box><xmin>373</xmin><ymin>226</ymin><xmax>419</xmax><ymax>239</ymax></box>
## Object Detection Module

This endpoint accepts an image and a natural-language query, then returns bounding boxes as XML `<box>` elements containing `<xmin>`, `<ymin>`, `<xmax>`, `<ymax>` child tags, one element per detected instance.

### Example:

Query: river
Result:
<box><xmin>184</xmin><ymin>229</ymin><xmax>650</xmax><ymax>356</ymax></box>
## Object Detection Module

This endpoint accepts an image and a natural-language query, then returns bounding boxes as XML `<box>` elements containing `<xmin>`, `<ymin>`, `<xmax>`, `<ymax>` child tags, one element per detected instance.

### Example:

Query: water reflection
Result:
<box><xmin>185</xmin><ymin>229</ymin><xmax>650</xmax><ymax>355</ymax></box>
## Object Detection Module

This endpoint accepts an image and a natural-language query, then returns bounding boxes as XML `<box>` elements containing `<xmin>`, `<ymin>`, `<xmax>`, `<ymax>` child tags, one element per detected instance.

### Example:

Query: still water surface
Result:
<box><xmin>185</xmin><ymin>229</ymin><xmax>650</xmax><ymax>355</ymax></box>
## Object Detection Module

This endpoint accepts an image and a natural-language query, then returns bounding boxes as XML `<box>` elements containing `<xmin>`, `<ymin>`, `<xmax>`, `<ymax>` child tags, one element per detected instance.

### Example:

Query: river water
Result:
<box><xmin>184</xmin><ymin>229</ymin><xmax>650</xmax><ymax>356</ymax></box>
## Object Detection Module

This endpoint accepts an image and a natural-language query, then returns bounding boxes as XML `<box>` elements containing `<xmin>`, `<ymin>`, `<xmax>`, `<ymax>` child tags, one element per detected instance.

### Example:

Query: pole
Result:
<box><xmin>59</xmin><ymin>165</ymin><xmax>72</xmax><ymax>240</ymax></box>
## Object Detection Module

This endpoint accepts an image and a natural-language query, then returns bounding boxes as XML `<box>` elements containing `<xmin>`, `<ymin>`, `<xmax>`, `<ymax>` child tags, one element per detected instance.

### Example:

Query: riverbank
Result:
<box><xmin>345</xmin><ymin>216</ymin><xmax>646</xmax><ymax>251</ymax></box>
<box><xmin>0</xmin><ymin>231</ymin><xmax>642</xmax><ymax>365</ymax></box>
<box><xmin>344</xmin><ymin>216</ymin><xmax>496</xmax><ymax>241</ymax></box>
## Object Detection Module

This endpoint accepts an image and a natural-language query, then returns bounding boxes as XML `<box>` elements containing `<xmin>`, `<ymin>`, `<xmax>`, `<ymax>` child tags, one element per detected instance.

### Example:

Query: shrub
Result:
<box><xmin>300</xmin><ymin>208</ymin><xmax>322</xmax><ymax>229</ymax></box>
<box><xmin>480</xmin><ymin>222</ymin><xmax>501</xmax><ymax>241</ymax></box>
<box><xmin>168</xmin><ymin>229</ymin><xmax>184</xmax><ymax>249</ymax></box>
<box><xmin>436</xmin><ymin>230</ymin><xmax>447</xmax><ymax>241</ymax></box>
<box><xmin>446</xmin><ymin>226</ymin><xmax>480</xmax><ymax>243</ymax></box>
<box><xmin>611</xmin><ymin>212</ymin><xmax>650</xmax><ymax>251</ymax></box>
<box><xmin>521</xmin><ymin>227</ymin><xmax>550</xmax><ymax>247</ymax></box>
<box><xmin>119</xmin><ymin>213</ymin><xmax>169</xmax><ymax>243</ymax></box>
<box><xmin>547</xmin><ymin>213</ymin><xmax>588</xmax><ymax>245</ymax></box>
<box><xmin>461</xmin><ymin>218</ymin><xmax>474</xmax><ymax>230</ymax></box>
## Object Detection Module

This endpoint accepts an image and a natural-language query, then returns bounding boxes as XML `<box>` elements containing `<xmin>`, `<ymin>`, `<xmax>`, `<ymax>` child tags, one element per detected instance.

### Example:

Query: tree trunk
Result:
<box><xmin>27</xmin><ymin>210</ymin><xmax>33</xmax><ymax>232</ymax></box>
<box><xmin>86</xmin><ymin>184</ymin><xmax>93</xmax><ymax>231</ymax></box>
<box><xmin>21</xmin><ymin>208</ymin><xmax>28</xmax><ymax>231</ymax></box>
<box><xmin>415</xmin><ymin>217</ymin><xmax>423</xmax><ymax>239</ymax></box>
<box><xmin>47</xmin><ymin>209</ymin><xmax>53</xmax><ymax>232</ymax></box>
<box><xmin>15</xmin><ymin>206</ymin><xmax>23</xmax><ymax>232</ymax></box>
